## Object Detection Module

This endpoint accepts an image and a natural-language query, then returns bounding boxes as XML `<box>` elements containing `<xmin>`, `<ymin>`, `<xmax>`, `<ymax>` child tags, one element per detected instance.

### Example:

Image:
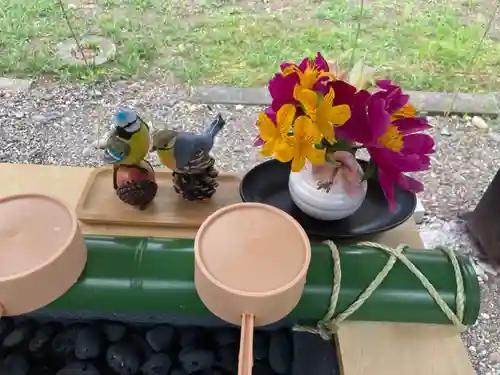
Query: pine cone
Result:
<box><xmin>172</xmin><ymin>169</ymin><xmax>219</xmax><ymax>201</ymax></box>
<box><xmin>116</xmin><ymin>180</ymin><xmax>158</xmax><ymax>210</ymax></box>
<box><xmin>171</xmin><ymin>153</ymin><xmax>220</xmax><ymax>201</ymax></box>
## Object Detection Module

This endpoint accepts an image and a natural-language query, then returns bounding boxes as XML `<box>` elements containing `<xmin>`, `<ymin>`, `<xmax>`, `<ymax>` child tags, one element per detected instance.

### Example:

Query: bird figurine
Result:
<box><xmin>103</xmin><ymin>108</ymin><xmax>158</xmax><ymax>210</ymax></box>
<box><xmin>151</xmin><ymin>113</ymin><xmax>226</xmax><ymax>201</ymax></box>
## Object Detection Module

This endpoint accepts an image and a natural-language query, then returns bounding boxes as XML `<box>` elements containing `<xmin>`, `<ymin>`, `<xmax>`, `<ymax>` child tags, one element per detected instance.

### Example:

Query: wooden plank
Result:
<box><xmin>0</xmin><ymin>163</ymin><xmax>474</xmax><ymax>375</ymax></box>
<box><xmin>337</xmin><ymin>213</ymin><xmax>475</xmax><ymax>375</ymax></box>
<box><xmin>337</xmin><ymin>322</ymin><xmax>474</xmax><ymax>375</ymax></box>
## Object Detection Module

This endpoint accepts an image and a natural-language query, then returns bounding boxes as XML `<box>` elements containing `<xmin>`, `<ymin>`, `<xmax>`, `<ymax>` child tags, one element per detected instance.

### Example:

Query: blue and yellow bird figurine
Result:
<box><xmin>151</xmin><ymin>113</ymin><xmax>225</xmax><ymax>201</ymax></box>
<box><xmin>103</xmin><ymin>108</ymin><xmax>158</xmax><ymax>209</ymax></box>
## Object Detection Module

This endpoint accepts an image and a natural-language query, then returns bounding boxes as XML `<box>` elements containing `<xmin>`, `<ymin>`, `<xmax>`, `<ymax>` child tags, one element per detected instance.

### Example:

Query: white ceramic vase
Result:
<box><xmin>288</xmin><ymin>160</ymin><xmax>368</xmax><ymax>221</ymax></box>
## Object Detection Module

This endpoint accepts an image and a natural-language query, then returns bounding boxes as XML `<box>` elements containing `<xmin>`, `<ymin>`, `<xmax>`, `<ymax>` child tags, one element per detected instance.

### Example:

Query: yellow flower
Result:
<box><xmin>275</xmin><ymin>116</ymin><xmax>326</xmax><ymax>172</ymax></box>
<box><xmin>293</xmin><ymin>86</ymin><xmax>351</xmax><ymax>144</ymax></box>
<box><xmin>256</xmin><ymin>104</ymin><xmax>296</xmax><ymax>157</ymax></box>
<box><xmin>282</xmin><ymin>60</ymin><xmax>335</xmax><ymax>90</ymax></box>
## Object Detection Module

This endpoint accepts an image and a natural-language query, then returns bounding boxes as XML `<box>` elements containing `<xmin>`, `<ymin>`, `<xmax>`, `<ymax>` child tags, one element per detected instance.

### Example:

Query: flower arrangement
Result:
<box><xmin>254</xmin><ymin>52</ymin><xmax>435</xmax><ymax>210</ymax></box>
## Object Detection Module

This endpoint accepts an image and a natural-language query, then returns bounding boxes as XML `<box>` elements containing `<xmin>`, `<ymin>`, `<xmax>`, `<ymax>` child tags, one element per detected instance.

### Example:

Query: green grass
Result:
<box><xmin>0</xmin><ymin>0</ymin><xmax>500</xmax><ymax>91</ymax></box>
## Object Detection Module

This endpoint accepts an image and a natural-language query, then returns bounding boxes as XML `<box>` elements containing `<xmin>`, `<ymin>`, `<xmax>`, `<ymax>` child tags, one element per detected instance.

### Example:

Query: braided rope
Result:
<box><xmin>293</xmin><ymin>241</ymin><xmax>467</xmax><ymax>339</ymax></box>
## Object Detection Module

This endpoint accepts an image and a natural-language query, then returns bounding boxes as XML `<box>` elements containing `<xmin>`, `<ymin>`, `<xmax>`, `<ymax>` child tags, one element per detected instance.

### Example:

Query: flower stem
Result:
<box><xmin>349</xmin><ymin>0</ymin><xmax>365</xmax><ymax>68</ymax></box>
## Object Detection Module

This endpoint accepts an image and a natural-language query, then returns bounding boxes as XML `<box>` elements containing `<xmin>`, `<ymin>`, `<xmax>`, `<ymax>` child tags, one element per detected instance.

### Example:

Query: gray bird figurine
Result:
<box><xmin>151</xmin><ymin>114</ymin><xmax>226</xmax><ymax>201</ymax></box>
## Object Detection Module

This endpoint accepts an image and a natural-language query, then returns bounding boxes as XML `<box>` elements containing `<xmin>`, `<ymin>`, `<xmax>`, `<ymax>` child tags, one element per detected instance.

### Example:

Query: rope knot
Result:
<box><xmin>293</xmin><ymin>240</ymin><xmax>468</xmax><ymax>338</ymax></box>
<box><xmin>317</xmin><ymin>319</ymin><xmax>338</xmax><ymax>339</ymax></box>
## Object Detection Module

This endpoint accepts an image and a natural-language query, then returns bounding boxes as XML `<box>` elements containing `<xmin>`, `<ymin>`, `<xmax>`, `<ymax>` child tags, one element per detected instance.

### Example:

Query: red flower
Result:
<box><xmin>335</xmin><ymin>81</ymin><xmax>435</xmax><ymax>210</ymax></box>
<box><xmin>369</xmin><ymin>143</ymin><xmax>433</xmax><ymax>211</ymax></box>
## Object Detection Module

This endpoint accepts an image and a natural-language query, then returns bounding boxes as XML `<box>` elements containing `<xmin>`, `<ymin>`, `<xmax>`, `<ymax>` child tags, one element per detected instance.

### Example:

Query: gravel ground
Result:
<box><xmin>0</xmin><ymin>80</ymin><xmax>266</xmax><ymax>171</ymax></box>
<box><xmin>2</xmin><ymin>80</ymin><xmax>500</xmax><ymax>374</ymax></box>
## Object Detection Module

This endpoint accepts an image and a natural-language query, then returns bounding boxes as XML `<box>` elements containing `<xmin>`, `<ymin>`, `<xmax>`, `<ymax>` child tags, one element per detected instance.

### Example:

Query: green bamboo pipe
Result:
<box><xmin>47</xmin><ymin>236</ymin><xmax>480</xmax><ymax>325</ymax></box>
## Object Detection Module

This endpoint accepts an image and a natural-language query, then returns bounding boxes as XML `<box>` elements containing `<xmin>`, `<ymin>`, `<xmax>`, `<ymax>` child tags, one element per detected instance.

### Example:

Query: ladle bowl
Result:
<box><xmin>0</xmin><ymin>194</ymin><xmax>87</xmax><ymax>316</ymax></box>
<box><xmin>194</xmin><ymin>202</ymin><xmax>311</xmax><ymax>375</ymax></box>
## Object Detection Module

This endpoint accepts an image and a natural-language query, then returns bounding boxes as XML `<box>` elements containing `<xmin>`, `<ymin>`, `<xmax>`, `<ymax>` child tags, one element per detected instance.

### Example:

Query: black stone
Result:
<box><xmin>200</xmin><ymin>370</ymin><xmax>224</xmax><ymax>375</ymax></box>
<box><xmin>268</xmin><ymin>330</ymin><xmax>292</xmax><ymax>375</ymax></box>
<box><xmin>106</xmin><ymin>341</ymin><xmax>142</xmax><ymax>375</ymax></box>
<box><xmin>130</xmin><ymin>333</ymin><xmax>153</xmax><ymax>358</ymax></box>
<box><xmin>291</xmin><ymin>331</ymin><xmax>340</xmax><ymax>375</ymax></box>
<box><xmin>213</xmin><ymin>329</ymin><xmax>239</xmax><ymax>347</ymax></box>
<box><xmin>28</xmin><ymin>363</ymin><xmax>55</xmax><ymax>375</ymax></box>
<box><xmin>56</xmin><ymin>361</ymin><xmax>101</xmax><ymax>375</ymax></box>
<box><xmin>141</xmin><ymin>353</ymin><xmax>172</xmax><ymax>375</ymax></box>
<box><xmin>179</xmin><ymin>327</ymin><xmax>204</xmax><ymax>348</ymax></box>
<box><xmin>0</xmin><ymin>353</ymin><xmax>30</xmax><ymax>375</ymax></box>
<box><xmin>253</xmin><ymin>362</ymin><xmax>277</xmax><ymax>375</ymax></box>
<box><xmin>170</xmin><ymin>368</ymin><xmax>188</xmax><ymax>375</ymax></box>
<box><xmin>75</xmin><ymin>326</ymin><xmax>103</xmax><ymax>360</ymax></box>
<box><xmin>253</xmin><ymin>331</ymin><xmax>269</xmax><ymax>361</ymax></box>
<box><xmin>215</xmin><ymin>345</ymin><xmax>238</xmax><ymax>374</ymax></box>
<box><xmin>0</xmin><ymin>318</ymin><xmax>13</xmax><ymax>342</ymax></box>
<box><xmin>145</xmin><ymin>325</ymin><xmax>175</xmax><ymax>352</ymax></box>
<box><xmin>29</xmin><ymin>323</ymin><xmax>59</xmax><ymax>354</ymax></box>
<box><xmin>179</xmin><ymin>349</ymin><xmax>215</xmax><ymax>373</ymax></box>
<box><xmin>52</xmin><ymin>326</ymin><xmax>79</xmax><ymax>359</ymax></box>
<box><xmin>101</xmin><ymin>323</ymin><xmax>126</xmax><ymax>343</ymax></box>
<box><xmin>2</xmin><ymin>321</ymin><xmax>33</xmax><ymax>348</ymax></box>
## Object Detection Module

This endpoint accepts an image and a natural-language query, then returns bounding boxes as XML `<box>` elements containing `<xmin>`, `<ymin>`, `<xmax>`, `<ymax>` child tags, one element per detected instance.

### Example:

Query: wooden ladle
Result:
<box><xmin>194</xmin><ymin>202</ymin><xmax>311</xmax><ymax>375</ymax></box>
<box><xmin>0</xmin><ymin>194</ymin><xmax>87</xmax><ymax>316</ymax></box>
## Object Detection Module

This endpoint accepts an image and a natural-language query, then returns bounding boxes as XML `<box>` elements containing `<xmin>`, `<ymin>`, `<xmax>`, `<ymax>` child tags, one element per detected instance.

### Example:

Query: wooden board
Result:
<box><xmin>337</xmin><ymin>322</ymin><xmax>475</xmax><ymax>375</ymax></box>
<box><xmin>336</xmin><ymin>220</ymin><xmax>475</xmax><ymax>375</ymax></box>
<box><xmin>0</xmin><ymin>162</ymin><xmax>475</xmax><ymax>375</ymax></box>
<box><xmin>76</xmin><ymin>167</ymin><xmax>241</xmax><ymax>228</ymax></box>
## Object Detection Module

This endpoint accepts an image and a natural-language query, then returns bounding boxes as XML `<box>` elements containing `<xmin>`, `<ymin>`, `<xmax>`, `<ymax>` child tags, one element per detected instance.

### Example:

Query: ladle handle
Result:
<box><xmin>238</xmin><ymin>313</ymin><xmax>255</xmax><ymax>375</ymax></box>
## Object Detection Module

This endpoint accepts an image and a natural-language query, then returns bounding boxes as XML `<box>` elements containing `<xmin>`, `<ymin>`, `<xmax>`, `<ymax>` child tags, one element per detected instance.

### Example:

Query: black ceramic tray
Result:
<box><xmin>240</xmin><ymin>159</ymin><xmax>417</xmax><ymax>239</ymax></box>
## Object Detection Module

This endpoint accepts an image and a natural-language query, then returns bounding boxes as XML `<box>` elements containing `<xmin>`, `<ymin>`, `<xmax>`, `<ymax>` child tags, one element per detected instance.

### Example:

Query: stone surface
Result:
<box><xmin>0</xmin><ymin>353</ymin><xmax>30</xmax><ymax>375</ymax></box>
<box><xmin>0</xmin><ymin>77</ymin><xmax>33</xmax><ymax>92</ymax></box>
<box><xmin>292</xmin><ymin>331</ymin><xmax>339</xmax><ymax>375</ymax></box>
<box><xmin>190</xmin><ymin>85</ymin><xmax>270</xmax><ymax>105</ymax></box>
<box><xmin>141</xmin><ymin>353</ymin><xmax>172</xmax><ymax>375</ymax></box>
<box><xmin>268</xmin><ymin>330</ymin><xmax>293</xmax><ymax>375</ymax></box>
<box><xmin>56</xmin><ymin>361</ymin><xmax>101</xmax><ymax>375</ymax></box>
<box><xmin>145</xmin><ymin>325</ymin><xmax>175</xmax><ymax>352</ymax></box>
<box><xmin>74</xmin><ymin>325</ymin><xmax>104</xmax><ymax>360</ymax></box>
<box><xmin>253</xmin><ymin>331</ymin><xmax>269</xmax><ymax>361</ymax></box>
<box><xmin>56</xmin><ymin>36</ymin><xmax>116</xmax><ymax>67</ymax></box>
<box><xmin>407</xmin><ymin>91</ymin><xmax>499</xmax><ymax>116</ymax></box>
<box><xmin>189</xmin><ymin>86</ymin><xmax>500</xmax><ymax>116</ymax></box>
<box><xmin>179</xmin><ymin>349</ymin><xmax>215</xmax><ymax>372</ymax></box>
<box><xmin>3</xmin><ymin>321</ymin><xmax>33</xmax><ymax>348</ymax></box>
<box><xmin>414</xmin><ymin>197</ymin><xmax>426</xmax><ymax>224</ymax></box>
<box><xmin>214</xmin><ymin>329</ymin><xmax>239</xmax><ymax>347</ymax></box>
<box><xmin>0</xmin><ymin>318</ymin><xmax>300</xmax><ymax>375</ymax></box>
<box><xmin>101</xmin><ymin>322</ymin><xmax>126</xmax><ymax>343</ymax></box>
<box><xmin>29</xmin><ymin>323</ymin><xmax>58</xmax><ymax>355</ymax></box>
<box><xmin>106</xmin><ymin>340</ymin><xmax>142</xmax><ymax>375</ymax></box>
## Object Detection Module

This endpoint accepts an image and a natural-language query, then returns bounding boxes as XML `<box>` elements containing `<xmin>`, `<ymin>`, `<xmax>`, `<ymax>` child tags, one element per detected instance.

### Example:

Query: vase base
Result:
<box><xmin>288</xmin><ymin>170</ymin><xmax>367</xmax><ymax>221</ymax></box>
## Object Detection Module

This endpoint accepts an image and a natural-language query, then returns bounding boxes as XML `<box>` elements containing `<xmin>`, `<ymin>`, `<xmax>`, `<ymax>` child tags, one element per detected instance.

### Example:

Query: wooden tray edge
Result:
<box><xmin>76</xmin><ymin>167</ymin><xmax>111</xmax><ymax>220</ymax></box>
<box><xmin>76</xmin><ymin>166</ymin><xmax>243</xmax><ymax>226</ymax></box>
